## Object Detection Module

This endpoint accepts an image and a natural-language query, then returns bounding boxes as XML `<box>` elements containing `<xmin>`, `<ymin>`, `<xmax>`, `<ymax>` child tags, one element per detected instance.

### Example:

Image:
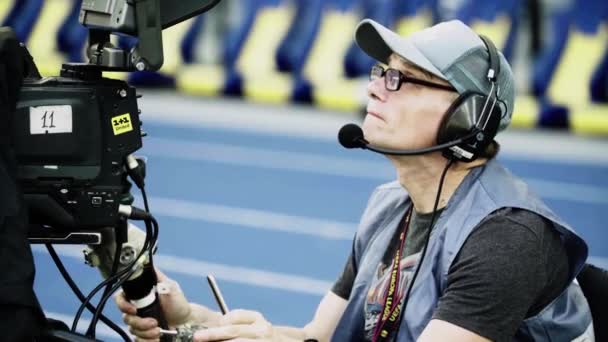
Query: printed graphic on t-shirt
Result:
<box><xmin>363</xmin><ymin>251</ymin><xmax>421</xmax><ymax>341</ymax></box>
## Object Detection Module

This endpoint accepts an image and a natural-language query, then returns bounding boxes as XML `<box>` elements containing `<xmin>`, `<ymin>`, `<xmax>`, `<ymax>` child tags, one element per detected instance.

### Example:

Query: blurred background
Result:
<box><xmin>2</xmin><ymin>0</ymin><xmax>607</xmax><ymax>340</ymax></box>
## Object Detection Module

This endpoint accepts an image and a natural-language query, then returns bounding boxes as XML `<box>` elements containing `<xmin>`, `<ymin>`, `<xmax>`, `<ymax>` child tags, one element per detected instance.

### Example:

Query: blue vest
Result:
<box><xmin>332</xmin><ymin>160</ymin><xmax>593</xmax><ymax>341</ymax></box>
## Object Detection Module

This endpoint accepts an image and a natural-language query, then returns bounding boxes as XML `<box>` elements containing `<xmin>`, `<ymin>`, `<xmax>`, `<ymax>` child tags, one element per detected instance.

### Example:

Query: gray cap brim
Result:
<box><xmin>354</xmin><ymin>19</ymin><xmax>448</xmax><ymax>81</ymax></box>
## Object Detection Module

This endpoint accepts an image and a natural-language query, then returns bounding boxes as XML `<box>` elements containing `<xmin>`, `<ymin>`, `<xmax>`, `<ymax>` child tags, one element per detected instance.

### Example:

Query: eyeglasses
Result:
<box><xmin>370</xmin><ymin>65</ymin><xmax>456</xmax><ymax>92</ymax></box>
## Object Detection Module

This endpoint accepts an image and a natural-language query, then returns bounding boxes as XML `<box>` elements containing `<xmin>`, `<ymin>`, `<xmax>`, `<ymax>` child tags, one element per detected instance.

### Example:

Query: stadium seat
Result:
<box><xmin>276</xmin><ymin>0</ymin><xmax>323</xmax><ymax>102</ymax></box>
<box><xmin>56</xmin><ymin>0</ymin><xmax>87</xmax><ymax>64</ymax></box>
<box><xmin>590</xmin><ymin>48</ymin><xmax>608</xmax><ymax>103</ymax></box>
<box><xmin>18</xmin><ymin>0</ymin><xmax>72</xmax><ymax>76</ymax></box>
<box><xmin>176</xmin><ymin>1</ymin><xmax>262</xmax><ymax>97</ymax></box>
<box><xmin>306</xmin><ymin>0</ymin><xmax>363</xmax><ymax>111</ymax></box>
<box><xmin>541</xmin><ymin>0</ymin><xmax>608</xmax><ymax>134</ymax></box>
<box><xmin>0</xmin><ymin>1</ymin><xmax>14</xmax><ymax>26</ymax></box>
<box><xmin>236</xmin><ymin>0</ymin><xmax>295</xmax><ymax>104</ymax></box>
<box><xmin>455</xmin><ymin>0</ymin><xmax>519</xmax><ymax>61</ymax></box>
<box><xmin>511</xmin><ymin>7</ymin><xmax>570</xmax><ymax>130</ymax></box>
<box><xmin>394</xmin><ymin>2</ymin><xmax>434</xmax><ymax>38</ymax></box>
<box><xmin>2</xmin><ymin>0</ymin><xmax>43</xmax><ymax>42</ymax></box>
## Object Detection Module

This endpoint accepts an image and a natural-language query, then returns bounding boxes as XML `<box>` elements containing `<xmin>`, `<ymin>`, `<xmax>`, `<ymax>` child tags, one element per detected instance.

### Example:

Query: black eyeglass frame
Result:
<box><xmin>370</xmin><ymin>65</ymin><xmax>457</xmax><ymax>92</ymax></box>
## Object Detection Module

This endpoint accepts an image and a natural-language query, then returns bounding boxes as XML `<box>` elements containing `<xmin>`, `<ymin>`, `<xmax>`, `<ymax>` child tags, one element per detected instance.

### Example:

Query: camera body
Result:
<box><xmin>13</xmin><ymin>65</ymin><xmax>142</xmax><ymax>232</ymax></box>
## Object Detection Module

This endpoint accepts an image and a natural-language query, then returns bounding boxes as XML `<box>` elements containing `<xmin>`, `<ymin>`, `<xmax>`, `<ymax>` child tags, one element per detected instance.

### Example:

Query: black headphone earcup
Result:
<box><xmin>437</xmin><ymin>92</ymin><xmax>480</xmax><ymax>145</ymax></box>
<box><xmin>437</xmin><ymin>92</ymin><xmax>501</xmax><ymax>161</ymax></box>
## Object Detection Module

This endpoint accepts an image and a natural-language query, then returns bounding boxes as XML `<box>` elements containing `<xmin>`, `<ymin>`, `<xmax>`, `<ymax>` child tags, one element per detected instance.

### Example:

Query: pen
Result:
<box><xmin>206</xmin><ymin>274</ymin><xmax>229</xmax><ymax>315</ymax></box>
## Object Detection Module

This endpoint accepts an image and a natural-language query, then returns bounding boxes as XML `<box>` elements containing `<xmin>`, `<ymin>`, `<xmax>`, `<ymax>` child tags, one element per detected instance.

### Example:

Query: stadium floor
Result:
<box><xmin>33</xmin><ymin>91</ymin><xmax>608</xmax><ymax>340</ymax></box>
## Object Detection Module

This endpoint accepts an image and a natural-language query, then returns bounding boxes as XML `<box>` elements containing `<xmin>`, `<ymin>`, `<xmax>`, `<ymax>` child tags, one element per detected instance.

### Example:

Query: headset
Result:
<box><xmin>339</xmin><ymin>34</ymin><xmax>506</xmax><ymax>163</ymax></box>
<box><xmin>436</xmin><ymin>34</ymin><xmax>504</xmax><ymax>162</ymax></box>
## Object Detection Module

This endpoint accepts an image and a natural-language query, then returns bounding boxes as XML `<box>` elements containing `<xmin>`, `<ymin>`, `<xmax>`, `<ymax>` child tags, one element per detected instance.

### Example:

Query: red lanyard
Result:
<box><xmin>372</xmin><ymin>206</ymin><xmax>413</xmax><ymax>342</ymax></box>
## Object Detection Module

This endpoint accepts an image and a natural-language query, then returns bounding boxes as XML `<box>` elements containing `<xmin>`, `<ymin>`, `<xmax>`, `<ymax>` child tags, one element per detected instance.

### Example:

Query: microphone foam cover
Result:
<box><xmin>338</xmin><ymin>124</ymin><xmax>366</xmax><ymax>149</ymax></box>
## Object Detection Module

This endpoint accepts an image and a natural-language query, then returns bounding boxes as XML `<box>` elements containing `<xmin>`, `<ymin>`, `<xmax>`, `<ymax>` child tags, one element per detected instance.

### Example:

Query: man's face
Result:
<box><xmin>363</xmin><ymin>54</ymin><xmax>457</xmax><ymax>151</ymax></box>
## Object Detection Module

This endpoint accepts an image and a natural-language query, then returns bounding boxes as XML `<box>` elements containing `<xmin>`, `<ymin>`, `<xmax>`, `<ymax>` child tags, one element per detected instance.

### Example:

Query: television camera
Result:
<box><xmin>7</xmin><ymin>0</ymin><xmax>222</xmax><ymax>340</ymax></box>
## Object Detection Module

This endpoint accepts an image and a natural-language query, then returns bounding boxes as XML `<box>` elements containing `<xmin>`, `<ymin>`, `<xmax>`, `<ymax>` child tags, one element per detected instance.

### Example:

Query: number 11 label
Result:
<box><xmin>30</xmin><ymin>105</ymin><xmax>73</xmax><ymax>135</ymax></box>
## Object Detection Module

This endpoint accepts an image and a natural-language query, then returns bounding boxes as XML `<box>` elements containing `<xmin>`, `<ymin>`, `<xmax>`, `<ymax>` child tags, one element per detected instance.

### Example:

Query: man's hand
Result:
<box><xmin>114</xmin><ymin>269</ymin><xmax>193</xmax><ymax>340</ymax></box>
<box><xmin>193</xmin><ymin>309</ymin><xmax>297</xmax><ymax>342</ymax></box>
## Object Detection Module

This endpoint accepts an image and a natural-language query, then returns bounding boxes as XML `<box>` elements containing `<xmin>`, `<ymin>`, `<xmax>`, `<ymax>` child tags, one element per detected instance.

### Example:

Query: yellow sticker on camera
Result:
<box><xmin>111</xmin><ymin>113</ymin><xmax>133</xmax><ymax>135</ymax></box>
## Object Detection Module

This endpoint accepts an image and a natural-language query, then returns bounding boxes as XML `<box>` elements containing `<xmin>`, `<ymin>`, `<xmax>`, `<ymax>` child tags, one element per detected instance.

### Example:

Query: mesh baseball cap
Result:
<box><xmin>355</xmin><ymin>19</ymin><xmax>515</xmax><ymax>132</ymax></box>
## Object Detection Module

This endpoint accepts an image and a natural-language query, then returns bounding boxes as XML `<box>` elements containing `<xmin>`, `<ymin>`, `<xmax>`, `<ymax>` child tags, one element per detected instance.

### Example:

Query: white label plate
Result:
<box><xmin>29</xmin><ymin>105</ymin><xmax>73</xmax><ymax>135</ymax></box>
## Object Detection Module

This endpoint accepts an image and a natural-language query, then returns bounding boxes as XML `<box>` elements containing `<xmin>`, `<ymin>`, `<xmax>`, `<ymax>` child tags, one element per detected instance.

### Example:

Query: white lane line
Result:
<box><xmin>44</xmin><ymin>311</ymin><xmax>129</xmax><ymax>341</ymax></box>
<box><xmin>142</xmin><ymin>137</ymin><xmax>608</xmax><ymax>205</ymax></box>
<box><xmin>137</xmin><ymin>196</ymin><xmax>356</xmax><ymax>240</ymax></box>
<box><xmin>33</xmin><ymin>245</ymin><xmax>332</xmax><ymax>296</ymax></box>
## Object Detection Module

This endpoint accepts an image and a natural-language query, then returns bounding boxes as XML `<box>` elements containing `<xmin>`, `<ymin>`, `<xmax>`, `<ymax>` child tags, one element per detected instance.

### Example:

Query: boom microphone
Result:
<box><xmin>338</xmin><ymin>123</ymin><xmax>368</xmax><ymax>149</ymax></box>
<box><xmin>337</xmin><ymin>123</ymin><xmax>478</xmax><ymax>156</ymax></box>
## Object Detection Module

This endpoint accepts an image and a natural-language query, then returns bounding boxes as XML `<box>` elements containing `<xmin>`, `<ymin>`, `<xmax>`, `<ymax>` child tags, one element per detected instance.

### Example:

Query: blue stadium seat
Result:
<box><xmin>511</xmin><ymin>6</ymin><xmax>570</xmax><ymax>129</ymax></box>
<box><xmin>0</xmin><ymin>1</ymin><xmax>15</xmax><ymax>28</ymax></box>
<box><xmin>12</xmin><ymin>0</ymin><xmax>73</xmax><ymax>76</ymax></box>
<box><xmin>236</xmin><ymin>0</ymin><xmax>300</xmax><ymax>104</ymax></box>
<box><xmin>538</xmin><ymin>0</ymin><xmax>608</xmax><ymax>134</ymax></box>
<box><xmin>277</xmin><ymin>0</ymin><xmax>323</xmax><ymax>102</ymax></box>
<box><xmin>176</xmin><ymin>1</ymin><xmax>263</xmax><ymax>97</ymax></box>
<box><xmin>2</xmin><ymin>0</ymin><xmax>43</xmax><ymax>42</ymax></box>
<box><xmin>454</xmin><ymin>0</ymin><xmax>520</xmax><ymax>62</ymax></box>
<box><xmin>344</xmin><ymin>0</ymin><xmax>396</xmax><ymax>79</ymax></box>
<box><xmin>591</xmin><ymin>47</ymin><xmax>608</xmax><ymax>102</ymax></box>
<box><xmin>56</xmin><ymin>0</ymin><xmax>88</xmax><ymax>63</ymax></box>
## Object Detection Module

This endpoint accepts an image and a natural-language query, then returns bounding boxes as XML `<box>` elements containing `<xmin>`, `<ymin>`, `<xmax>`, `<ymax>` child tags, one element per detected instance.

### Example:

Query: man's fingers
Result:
<box><xmin>129</xmin><ymin>326</ymin><xmax>161</xmax><ymax>340</ymax></box>
<box><xmin>123</xmin><ymin>314</ymin><xmax>158</xmax><ymax>331</ymax></box>
<box><xmin>193</xmin><ymin>325</ymin><xmax>239</xmax><ymax>341</ymax></box>
<box><xmin>219</xmin><ymin>309</ymin><xmax>264</xmax><ymax>325</ymax></box>
<box><xmin>154</xmin><ymin>268</ymin><xmax>168</xmax><ymax>282</ymax></box>
<box><xmin>114</xmin><ymin>291</ymin><xmax>137</xmax><ymax>315</ymax></box>
<box><xmin>192</xmin><ymin>323</ymin><xmax>271</xmax><ymax>342</ymax></box>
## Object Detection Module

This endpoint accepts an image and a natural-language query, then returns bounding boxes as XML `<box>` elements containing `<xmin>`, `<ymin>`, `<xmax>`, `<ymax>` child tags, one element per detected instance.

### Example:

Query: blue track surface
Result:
<box><xmin>32</xmin><ymin>99</ymin><xmax>608</xmax><ymax>341</ymax></box>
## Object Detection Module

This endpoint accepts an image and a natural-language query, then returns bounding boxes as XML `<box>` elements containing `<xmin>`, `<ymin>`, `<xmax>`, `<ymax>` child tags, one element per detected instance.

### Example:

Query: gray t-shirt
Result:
<box><xmin>332</xmin><ymin>207</ymin><xmax>570</xmax><ymax>342</ymax></box>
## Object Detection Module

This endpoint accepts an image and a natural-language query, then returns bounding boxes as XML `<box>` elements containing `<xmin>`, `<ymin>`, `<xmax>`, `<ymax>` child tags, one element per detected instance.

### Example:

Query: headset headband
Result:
<box><xmin>476</xmin><ymin>35</ymin><xmax>500</xmax><ymax>131</ymax></box>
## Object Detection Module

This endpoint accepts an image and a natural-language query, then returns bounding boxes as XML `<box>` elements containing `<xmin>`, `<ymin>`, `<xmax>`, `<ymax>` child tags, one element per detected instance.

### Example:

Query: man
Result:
<box><xmin>117</xmin><ymin>19</ymin><xmax>594</xmax><ymax>341</ymax></box>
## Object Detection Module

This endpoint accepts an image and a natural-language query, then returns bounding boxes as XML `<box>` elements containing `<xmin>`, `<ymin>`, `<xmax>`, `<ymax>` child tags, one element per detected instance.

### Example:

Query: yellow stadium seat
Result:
<box><xmin>237</xmin><ymin>4</ymin><xmax>294</xmax><ymax>104</ymax></box>
<box><xmin>176</xmin><ymin>1</ymin><xmax>232</xmax><ymax>97</ymax></box>
<box><xmin>547</xmin><ymin>24</ymin><xmax>608</xmax><ymax>135</ymax></box>
<box><xmin>314</xmin><ymin>78</ymin><xmax>368</xmax><ymax>112</ymax></box>
<box><xmin>159</xmin><ymin>18</ymin><xmax>195</xmax><ymax>76</ymax></box>
<box><xmin>27</xmin><ymin>0</ymin><xmax>71</xmax><ymax>77</ymax></box>
<box><xmin>471</xmin><ymin>15</ymin><xmax>511</xmax><ymax>51</ymax></box>
<box><xmin>512</xmin><ymin>95</ymin><xmax>540</xmax><ymax>129</ymax></box>
<box><xmin>570</xmin><ymin>104</ymin><xmax>608</xmax><ymax>135</ymax></box>
<box><xmin>308</xmin><ymin>10</ymin><xmax>360</xmax><ymax>111</ymax></box>
<box><xmin>0</xmin><ymin>1</ymin><xmax>12</xmax><ymax>21</ymax></box>
<box><xmin>395</xmin><ymin>10</ymin><xmax>433</xmax><ymax>37</ymax></box>
<box><xmin>177</xmin><ymin>64</ymin><xmax>226</xmax><ymax>97</ymax></box>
